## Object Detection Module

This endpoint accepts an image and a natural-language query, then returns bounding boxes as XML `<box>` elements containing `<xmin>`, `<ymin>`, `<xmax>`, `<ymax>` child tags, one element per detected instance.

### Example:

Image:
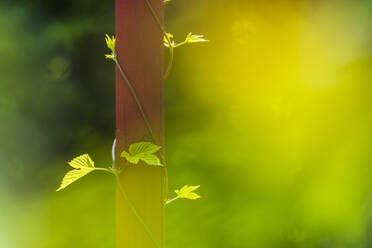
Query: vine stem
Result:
<box><xmin>113</xmin><ymin>51</ymin><xmax>169</xmax><ymax>199</ymax></box>
<box><xmin>114</xmin><ymin>171</ymin><xmax>162</xmax><ymax>248</ymax></box>
<box><xmin>143</xmin><ymin>0</ymin><xmax>173</xmax><ymax>80</ymax></box>
<box><xmin>164</xmin><ymin>46</ymin><xmax>174</xmax><ymax>80</ymax></box>
<box><xmin>114</xmin><ymin>58</ymin><xmax>158</xmax><ymax>145</ymax></box>
<box><xmin>113</xmin><ymin>57</ymin><xmax>167</xmax><ymax>248</ymax></box>
<box><xmin>142</xmin><ymin>0</ymin><xmax>170</xmax><ymax>200</ymax></box>
<box><xmin>114</xmin><ymin>0</ymin><xmax>171</xmax><ymax>197</ymax></box>
<box><xmin>174</xmin><ymin>41</ymin><xmax>187</xmax><ymax>48</ymax></box>
<box><xmin>112</xmin><ymin>2</ymin><xmax>170</xmax><ymax>247</ymax></box>
<box><xmin>95</xmin><ymin>167</ymin><xmax>115</xmax><ymax>174</ymax></box>
<box><xmin>165</xmin><ymin>196</ymin><xmax>179</xmax><ymax>205</ymax></box>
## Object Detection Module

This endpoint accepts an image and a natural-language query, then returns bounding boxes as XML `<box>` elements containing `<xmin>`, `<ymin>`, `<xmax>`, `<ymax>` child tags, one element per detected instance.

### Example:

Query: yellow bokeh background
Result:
<box><xmin>1</xmin><ymin>0</ymin><xmax>372</xmax><ymax>247</ymax></box>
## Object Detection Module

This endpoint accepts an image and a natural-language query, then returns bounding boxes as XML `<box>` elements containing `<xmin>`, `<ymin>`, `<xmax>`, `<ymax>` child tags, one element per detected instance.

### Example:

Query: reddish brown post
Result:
<box><xmin>115</xmin><ymin>0</ymin><xmax>165</xmax><ymax>247</ymax></box>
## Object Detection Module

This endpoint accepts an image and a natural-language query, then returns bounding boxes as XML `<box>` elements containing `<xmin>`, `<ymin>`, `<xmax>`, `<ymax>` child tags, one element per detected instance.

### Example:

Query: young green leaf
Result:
<box><xmin>105</xmin><ymin>54</ymin><xmax>116</xmax><ymax>60</ymax></box>
<box><xmin>105</xmin><ymin>34</ymin><xmax>117</xmax><ymax>61</ymax></box>
<box><xmin>163</xmin><ymin>33</ymin><xmax>175</xmax><ymax>48</ymax></box>
<box><xmin>184</xmin><ymin>32</ymin><xmax>209</xmax><ymax>44</ymax></box>
<box><xmin>175</xmin><ymin>185</ymin><xmax>201</xmax><ymax>200</ymax></box>
<box><xmin>105</xmin><ymin>34</ymin><xmax>116</xmax><ymax>51</ymax></box>
<box><xmin>167</xmin><ymin>32</ymin><xmax>209</xmax><ymax>48</ymax></box>
<box><xmin>164</xmin><ymin>0</ymin><xmax>171</xmax><ymax>3</ymax></box>
<box><xmin>121</xmin><ymin>141</ymin><xmax>162</xmax><ymax>166</ymax></box>
<box><xmin>57</xmin><ymin>154</ymin><xmax>96</xmax><ymax>191</ymax></box>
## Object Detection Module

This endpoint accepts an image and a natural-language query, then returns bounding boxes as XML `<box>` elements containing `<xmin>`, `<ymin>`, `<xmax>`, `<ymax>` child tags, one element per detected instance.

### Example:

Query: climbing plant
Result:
<box><xmin>57</xmin><ymin>1</ymin><xmax>208</xmax><ymax>247</ymax></box>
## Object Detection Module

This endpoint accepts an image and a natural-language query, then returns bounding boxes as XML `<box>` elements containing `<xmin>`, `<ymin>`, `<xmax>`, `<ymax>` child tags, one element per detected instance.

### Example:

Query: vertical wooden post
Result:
<box><xmin>115</xmin><ymin>0</ymin><xmax>164</xmax><ymax>248</ymax></box>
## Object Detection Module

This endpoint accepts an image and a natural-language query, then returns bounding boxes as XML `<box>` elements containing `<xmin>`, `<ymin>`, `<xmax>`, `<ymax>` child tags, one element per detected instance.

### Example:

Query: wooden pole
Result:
<box><xmin>115</xmin><ymin>0</ymin><xmax>164</xmax><ymax>247</ymax></box>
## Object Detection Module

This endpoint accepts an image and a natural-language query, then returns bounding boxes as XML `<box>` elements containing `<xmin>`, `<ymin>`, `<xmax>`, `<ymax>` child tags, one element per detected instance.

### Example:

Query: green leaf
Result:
<box><xmin>166</xmin><ymin>32</ymin><xmax>209</xmax><ymax>49</ymax></box>
<box><xmin>105</xmin><ymin>34</ymin><xmax>117</xmax><ymax>61</ymax></box>
<box><xmin>121</xmin><ymin>141</ymin><xmax>162</xmax><ymax>166</ymax></box>
<box><xmin>163</xmin><ymin>33</ymin><xmax>174</xmax><ymax>48</ymax></box>
<box><xmin>175</xmin><ymin>185</ymin><xmax>201</xmax><ymax>200</ymax></box>
<box><xmin>57</xmin><ymin>154</ymin><xmax>96</xmax><ymax>191</ymax></box>
<box><xmin>184</xmin><ymin>32</ymin><xmax>209</xmax><ymax>44</ymax></box>
<box><xmin>105</xmin><ymin>34</ymin><xmax>116</xmax><ymax>51</ymax></box>
<box><xmin>105</xmin><ymin>54</ymin><xmax>115</xmax><ymax>60</ymax></box>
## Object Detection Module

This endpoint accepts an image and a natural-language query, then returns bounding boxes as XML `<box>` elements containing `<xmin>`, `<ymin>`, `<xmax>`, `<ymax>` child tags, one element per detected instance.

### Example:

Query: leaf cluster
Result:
<box><xmin>164</xmin><ymin>32</ymin><xmax>209</xmax><ymax>48</ymax></box>
<box><xmin>105</xmin><ymin>34</ymin><xmax>116</xmax><ymax>61</ymax></box>
<box><xmin>175</xmin><ymin>185</ymin><xmax>201</xmax><ymax>200</ymax></box>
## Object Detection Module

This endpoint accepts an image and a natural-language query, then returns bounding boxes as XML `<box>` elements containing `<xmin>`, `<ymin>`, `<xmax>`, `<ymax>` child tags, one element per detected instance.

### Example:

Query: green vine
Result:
<box><xmin>57</xmin><ymin>1</ymin><xmax>208</xmax><ymax>247</ymax></box>
<box><xmin>106</xmin><ymin>38</ymin><xmax>158</xmax><ymax>144</ymax></box>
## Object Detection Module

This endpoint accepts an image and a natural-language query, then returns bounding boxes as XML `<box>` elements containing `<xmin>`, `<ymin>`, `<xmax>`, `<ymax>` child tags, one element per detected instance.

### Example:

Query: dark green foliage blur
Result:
<box><xmin>1</xmin><ymin>0</ymin><xmax>372</xmax><ymax>247</ymax></box>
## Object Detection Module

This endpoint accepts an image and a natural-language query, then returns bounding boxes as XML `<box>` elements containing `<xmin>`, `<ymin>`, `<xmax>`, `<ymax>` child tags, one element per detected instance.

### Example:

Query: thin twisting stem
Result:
<box><xmin>143</xmin><ymin>0</ymin><xmax>167</xmax><ymax>38</ymax></box>
<box><xmin>112</xmin><ymin>3</ymin><xmax>170</xmax><ymax>247</ymax></box>
<box><xmin>142</xmin><ymin>0</ymin><xmax>169</xmax><ymax>203</ymax></box>
<box><xmin>164</xmin><ymin>46</ymin><xmax>174</xmax><ymax>80</ymax></box>
<box><xmin>114</xmin><ymin>172</ymin><xmax>162</xmax><ymax>248</ymax></box>
<box><xmin>111</xmin><ymin>138</ymin><xmax>116</xmax><ymax>170</ymax></box>
<box><xmin>114</xmin><ymin>58</ymin><xmax>158</xmax><ymax>145</ymax></box>
<box><xmin>143</xmin><ymin>0</ymin><xmax>173</xmax><ymax>80</ymax></box>
<box><xmin>114</xmin><ymin>54</ymin><xmax>168</xmax><ymax>227</ymax></box>
<box><xmin>165</xmin><ymin>196</ymin><xmax>179</xmax><ymax>205</ymax></box>
<box><xmin>95</xmin><ymin>168</ymin><xmax>115</xmax><ymax>174</ymax></box>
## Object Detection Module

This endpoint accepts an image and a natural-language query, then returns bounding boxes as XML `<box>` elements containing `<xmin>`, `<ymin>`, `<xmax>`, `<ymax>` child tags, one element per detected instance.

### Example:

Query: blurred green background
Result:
<box><xmin>1</xmin><ymin>0</ymin><xmax>372</xmax><ymax>247</ymax></box>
